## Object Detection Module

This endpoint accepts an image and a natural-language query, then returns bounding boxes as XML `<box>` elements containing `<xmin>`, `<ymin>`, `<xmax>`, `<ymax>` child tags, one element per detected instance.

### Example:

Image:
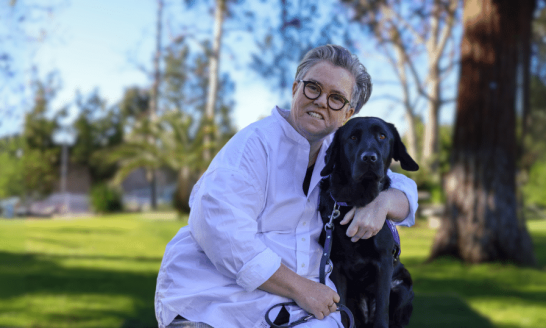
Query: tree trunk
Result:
<box><xmin>203</xmin><ymin>0</ymin><xmax>225</xmax><ymax>164</ymax></box>
<box><xmin>422</xmin><ymin>64</ymin><xmax>440</xmax><ymax>172</ymax></box>
<box><xmin>393</xmin><ymin>40</ymin><xmax>419</xmax><ymax>160</ymax></box>
<box><xmin>516</xmin><ymin>0</ymin><xmax>535</xmax><ymax>222</ymax></box>
<box><xmin>148</xmin><ymin>0</ymin><xmax>163</xmax><ymax>210</ymax></box>
<box><xmin>429</xmin><ymin>0</ymin><xmax>536</xmax><ymax>266</ymax></box>
<box><xmin>174</xmin><ymin>166</ymin><xmax>192</xmax><ymax>214</ymax></box>
<box><xmin>403</xmin><ymin>110</ymin><xmax>418</xmax><ymax>160</ymax></box>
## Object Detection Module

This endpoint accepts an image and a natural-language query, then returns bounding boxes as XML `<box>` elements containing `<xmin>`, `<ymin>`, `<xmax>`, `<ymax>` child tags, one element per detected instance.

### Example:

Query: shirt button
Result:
<box><xmin>302</xmin><ymin>222</ymin><xmax>306</xmax><ymax>226</ymax></box>
<box><xmin>301</xmin><ymin>263</ymin><xmax>305</xmax><ymax>268</ymax></box>
<box><xmin>302</xmin><ymin>238</ymin><xmax>306</xmax><ymax>242</ymax></box>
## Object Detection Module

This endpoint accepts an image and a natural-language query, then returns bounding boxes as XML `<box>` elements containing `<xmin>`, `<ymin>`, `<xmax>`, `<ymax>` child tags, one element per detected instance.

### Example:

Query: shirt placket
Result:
<box><xmin>295</xmin><ymin>196</ymin><xmax>316</xmax><ymax>276</ymax></box>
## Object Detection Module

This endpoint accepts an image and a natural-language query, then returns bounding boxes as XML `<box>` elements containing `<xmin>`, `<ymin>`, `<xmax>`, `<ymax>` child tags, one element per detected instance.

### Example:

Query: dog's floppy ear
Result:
<box><xmin>388</xmin><ymin>123</ymin><xmax>419</xmax><ymax>172</ymax></box>
<box><xmin>320</xmin><ymin>130</ymin><xmax>341</xmax><ymax>177</ymax></box>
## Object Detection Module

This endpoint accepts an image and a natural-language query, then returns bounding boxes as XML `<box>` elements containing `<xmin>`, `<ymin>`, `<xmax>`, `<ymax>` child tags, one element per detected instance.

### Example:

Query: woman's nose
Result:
<box><xmin>314</xmin><ymin>92</ymin><xmax>328</xmax><ymax>109</ymax></box>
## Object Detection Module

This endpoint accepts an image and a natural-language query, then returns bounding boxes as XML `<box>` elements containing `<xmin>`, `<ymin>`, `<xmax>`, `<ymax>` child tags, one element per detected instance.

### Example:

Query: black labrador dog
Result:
<box><xmin>318</xmin><ymin>117</ymin><xmax>419</xmax><ymax>328</ymax></box>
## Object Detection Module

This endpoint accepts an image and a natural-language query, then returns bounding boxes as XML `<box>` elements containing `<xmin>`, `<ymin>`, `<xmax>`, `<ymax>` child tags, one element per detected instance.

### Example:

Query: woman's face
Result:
<box><xmin>289</xmin><ymin>61</ymin><xmax>355</xmax><ymax>144</ymax></box>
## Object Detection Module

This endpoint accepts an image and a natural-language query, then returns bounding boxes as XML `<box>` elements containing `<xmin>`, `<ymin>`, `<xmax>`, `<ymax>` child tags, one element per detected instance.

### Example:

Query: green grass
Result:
<box><xmin>0</xmin><ymin>213</ymin><xmax>545</xmax><ymax>328</ymax></box>
<box><xmin>0</xmin><ymin>212</ymin><xmax>186</xmax><ymax>328</ymax></box>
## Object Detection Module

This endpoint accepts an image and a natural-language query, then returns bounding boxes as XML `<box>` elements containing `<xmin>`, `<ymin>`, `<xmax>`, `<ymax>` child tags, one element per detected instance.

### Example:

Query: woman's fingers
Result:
<box><xmin>293</xmin><ymin>279</ymin><xmax>340</xmax><ymax>319</ymax></box>
<box><xmin>338</xmin><ymin>197</ymin><xmax>388</xmax><ymax>242</ymax></box>
<box><xmin>339</xmin><ymin>207</ymin><xmax>355</xmax><ymax>225</ymax></box>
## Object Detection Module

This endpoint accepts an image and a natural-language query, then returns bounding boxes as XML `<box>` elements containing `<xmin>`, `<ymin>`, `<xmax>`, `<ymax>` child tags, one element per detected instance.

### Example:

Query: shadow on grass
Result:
<box><xmin>403</xmin><ymin>230</ymin><xmax>546</xmax><ymax>328</ymax></box>
<box><xmin>1</xmin><ymin>228</ymin><xmax>544</xmax><ymax>328</ymax></box>
<box><xmin>0</xmin><ymin>251</ymin><xmax>158</xmax><ymax>328</ymax></box>
<box><xmin>409</xmin><ymin>293</ymin><xmax>494</xmax><ymax>328</ymax></box>
<box><xmin>530</xmin><ymin>229</ymin><xmax>546</xmax><ymax>267</ymax></box>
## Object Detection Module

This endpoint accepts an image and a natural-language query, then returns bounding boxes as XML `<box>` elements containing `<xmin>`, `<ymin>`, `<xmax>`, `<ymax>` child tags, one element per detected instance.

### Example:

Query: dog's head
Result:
<box><xmin>321</xmin><ymin>117</ymin><xmax>419</xmax><ymax>182</ymax></box>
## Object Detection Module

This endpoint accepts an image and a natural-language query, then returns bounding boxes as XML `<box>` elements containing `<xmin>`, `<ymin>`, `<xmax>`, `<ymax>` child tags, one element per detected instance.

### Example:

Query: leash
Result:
<box><xmin>319</xmin><ymin>201</ymin><xmax>355</xmax><ymax>328</ymax></box>
<box><xmin>264</xmin><ymin>200</ymin><xmax>355</xmax><ymax>328</ymax></box>
<box><xmin>265</xmin><ymin>302</ymin><xmax>355</xmax><ymax>328</ymax></box>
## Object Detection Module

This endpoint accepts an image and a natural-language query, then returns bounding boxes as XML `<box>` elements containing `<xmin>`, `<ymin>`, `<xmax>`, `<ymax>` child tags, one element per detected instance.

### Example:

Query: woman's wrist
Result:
<box><xmin>381</xmin><ymin>188</ymin><xmax>410</xmax><ymax>222</ymax></box>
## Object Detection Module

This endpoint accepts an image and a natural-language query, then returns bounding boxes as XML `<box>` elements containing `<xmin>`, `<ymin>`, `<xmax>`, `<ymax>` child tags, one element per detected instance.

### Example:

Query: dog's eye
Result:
<box><xmin>350</xmin><ymin>135</ymin><xmax>357</xmax><ymax>140</ymax></box>
<box><xmin>379</xmin><ymin>134</ymin><xmax>386</xmax><ymax>140</ymax></box>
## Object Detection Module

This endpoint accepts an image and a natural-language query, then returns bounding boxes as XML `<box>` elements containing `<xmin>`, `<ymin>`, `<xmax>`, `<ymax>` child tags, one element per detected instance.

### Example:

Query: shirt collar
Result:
<box><xmin>272</xmin><ymin>106</ymin><xmax>311</xmax><ymax>146</ymax></box>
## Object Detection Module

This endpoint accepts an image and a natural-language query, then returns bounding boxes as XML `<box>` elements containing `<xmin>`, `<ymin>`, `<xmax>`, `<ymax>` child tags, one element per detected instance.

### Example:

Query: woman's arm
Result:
<box><xmin>340</xmin><ymin>170</ymin><xmax>418</xmax><ymax>242</ymax></box>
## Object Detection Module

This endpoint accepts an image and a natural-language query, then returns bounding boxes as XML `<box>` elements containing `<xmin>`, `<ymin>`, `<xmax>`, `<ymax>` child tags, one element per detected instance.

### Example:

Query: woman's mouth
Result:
<box><xmin>307</xmin><ymin>112</ymin><xmax>324</xmax><ymax>120</ymax></box>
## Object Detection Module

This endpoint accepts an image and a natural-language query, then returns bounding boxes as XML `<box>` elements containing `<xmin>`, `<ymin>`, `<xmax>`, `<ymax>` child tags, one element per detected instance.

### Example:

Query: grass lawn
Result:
<box><xmin>0</xmin><ymin>212</ymin><xmax>545</xmax><ymax>328</ymax></box>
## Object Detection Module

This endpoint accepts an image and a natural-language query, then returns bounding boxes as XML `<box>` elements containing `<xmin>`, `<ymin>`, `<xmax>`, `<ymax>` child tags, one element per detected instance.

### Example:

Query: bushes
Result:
<box><xmin>523</xmin><ymin>157</ymin><xmax>546</xmax><ymax>208</ymax></box>
<box><xmin>89</xmin><ymin>184</ymin><xmax>123</xmax><ymax>213</ymax></box>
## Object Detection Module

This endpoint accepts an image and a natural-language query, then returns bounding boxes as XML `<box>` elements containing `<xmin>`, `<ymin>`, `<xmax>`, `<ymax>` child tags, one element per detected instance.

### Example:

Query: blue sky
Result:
<box><xmin>1</xmin><ymin>0</ymin><xmax>458</xmax><ymax>141</ymax></box>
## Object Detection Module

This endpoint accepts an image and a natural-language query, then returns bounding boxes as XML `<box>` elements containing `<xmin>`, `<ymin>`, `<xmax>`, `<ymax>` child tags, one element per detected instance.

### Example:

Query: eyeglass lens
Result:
<box><xmin>303</xmin><ymin>82</ymin><xmax>346</xmax><ymax>110</ymax></box>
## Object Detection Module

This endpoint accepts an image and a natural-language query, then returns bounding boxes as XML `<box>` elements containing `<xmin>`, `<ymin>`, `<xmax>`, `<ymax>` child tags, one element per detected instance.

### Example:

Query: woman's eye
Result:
<box><xmin>379</xmin><ymin>134</ymin><xmax>386</xmax><ymax>140</ymax></box>
<box><xmin>331</xmin><ymin>95</ymin><xmax>343</xmax><ymax>103</ymax></box>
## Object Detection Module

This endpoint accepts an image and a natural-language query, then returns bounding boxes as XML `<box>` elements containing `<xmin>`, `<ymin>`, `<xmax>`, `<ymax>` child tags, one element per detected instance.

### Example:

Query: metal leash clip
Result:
<box><xmin>325</xmin><ymin>203</ymin><xmax>341</xmax><ymax>230</ymax></box>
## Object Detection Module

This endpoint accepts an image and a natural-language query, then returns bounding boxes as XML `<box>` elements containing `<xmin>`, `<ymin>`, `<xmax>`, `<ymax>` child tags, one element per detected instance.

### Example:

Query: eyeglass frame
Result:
<box><xmin>297</xmin><ymin>80</ymin><xmax>352</xmax><ymax>111</ymax></box>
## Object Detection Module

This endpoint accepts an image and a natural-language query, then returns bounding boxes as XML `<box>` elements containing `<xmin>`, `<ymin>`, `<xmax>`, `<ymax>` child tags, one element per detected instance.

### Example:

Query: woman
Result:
<box><xmin>155</xmin><ymin>45</ymin><xmax>418</xmax><ymax>328</ymax></box>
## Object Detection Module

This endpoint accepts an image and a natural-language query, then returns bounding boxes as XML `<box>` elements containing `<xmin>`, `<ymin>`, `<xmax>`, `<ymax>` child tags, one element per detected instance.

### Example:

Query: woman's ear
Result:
<box><xmin>344</xmin><ymin>108</ymin><xmax>354</xmax><ymax>124</ymax></box>
<box><xmin>292</xmin><ymin>80</ymin><xmax>299</xmax><ymax>97</ymax></box>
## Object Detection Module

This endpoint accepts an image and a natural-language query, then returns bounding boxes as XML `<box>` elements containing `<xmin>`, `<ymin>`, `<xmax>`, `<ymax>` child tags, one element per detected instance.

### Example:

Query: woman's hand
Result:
<box><xmin>258</xmin><ymin>264</ymin><xmax>339</xmax><ymax>320</ymax></box>
<box><xmin>340</xmin><ymin>188</ymin><xmax>409</xmax><ymax>242</ymax></box>
<box><xmin>292</xmin><ymin>278</ymin><xmax>340</xmax><ymax>320</ymax></box>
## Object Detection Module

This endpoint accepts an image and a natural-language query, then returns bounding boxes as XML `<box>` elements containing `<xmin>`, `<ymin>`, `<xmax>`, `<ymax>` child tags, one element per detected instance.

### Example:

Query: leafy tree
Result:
<box><xmin>0</xmin><ymin>136</ymin><xmax>25</xmax><ymax>198</ymax></box>
<box><xmin>71</xmin><ymin>90</ymin><xmax>124</xmax><ymax>183</ymax></box>
<box><xmin>429</xmin><ymin>0</ymin><xmax>536</xmax><ymax>266</ymax></box>
<box><xmin>21</xmin><ymin>75</ymin><xmax>63</xmax><ymax>197</ymax></box>
<box><xmin>102</xmin><ymin>38</ymin><xmax>235</xmax><ymax>213</ymax></box>
<box><xmin>402</xmin><ymin>117</ymin><xmax>452</xmax><ymax>202</ymax></box>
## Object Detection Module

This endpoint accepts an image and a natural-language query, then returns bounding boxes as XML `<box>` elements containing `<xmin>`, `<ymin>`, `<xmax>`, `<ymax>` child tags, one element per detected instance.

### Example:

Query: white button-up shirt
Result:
<box><xmin>155</xmin><ymin>107</ymin><xmax>418</xmax><ymax>328</ymax></box>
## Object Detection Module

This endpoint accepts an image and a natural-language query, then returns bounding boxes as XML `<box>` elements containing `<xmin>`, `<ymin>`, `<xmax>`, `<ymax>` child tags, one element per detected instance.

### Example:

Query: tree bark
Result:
<box><xmin>174</xmin><ymin>166</ymin><xmax>193</xmax><ymax>214</ymax></box>
<box><xmin>422</xmin><ymin>62</ymin><xmax>440</xmax><ymax>171</ymax></box>
<box><xmin>148</xmin><ymin>0</ymin><xmax>163</xmax><ymax>210</ymax></box>
<box><xmin>429</xmin><ymin>0</ymin><xmax>536</xmax><ymax>266</ymax></box>
<box><xmin>203</xmin><ymin>0</ymin><xmax>225</xmax><ymax>164</ymax></box>
<box><xmin>421</xmin><ymin>0</ymin><xmax>457</xmax><ymax>173</ymax></box>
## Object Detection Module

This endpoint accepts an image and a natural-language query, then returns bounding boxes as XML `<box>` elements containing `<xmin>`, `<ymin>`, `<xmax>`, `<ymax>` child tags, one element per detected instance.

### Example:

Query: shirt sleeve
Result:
<box><xmin>189</xmin><ymin>167</ymin><xmax>281</xmax><ymax>292</ymax></box>
<box><xmin>188</xmin><ymin>134</ymin><xmax>282</xmax><ymax>292</ymax></box>
<box><xmin>387</xmin><ymin>169</ymin><xmax>418</xmax><ymax>227</ymax></box>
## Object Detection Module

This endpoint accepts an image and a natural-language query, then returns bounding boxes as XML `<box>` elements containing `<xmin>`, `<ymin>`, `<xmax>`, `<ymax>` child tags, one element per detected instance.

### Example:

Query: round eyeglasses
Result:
<box><xmin>298</xmin><ymin>80</ymin><xmax>351</xmax><ymax>111</ymax></box>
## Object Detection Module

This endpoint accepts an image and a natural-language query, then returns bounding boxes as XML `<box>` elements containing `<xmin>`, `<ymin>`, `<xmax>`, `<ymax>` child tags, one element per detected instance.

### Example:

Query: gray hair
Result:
<box><xmin>294</xmin><ymin>44</ymin><xmax>372</xmax><ymax>115</ymax></box>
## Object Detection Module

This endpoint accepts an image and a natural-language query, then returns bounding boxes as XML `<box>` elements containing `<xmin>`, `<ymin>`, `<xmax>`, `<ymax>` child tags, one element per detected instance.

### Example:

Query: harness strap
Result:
<box><xmin>385</xmin><ymin>220</ymin><xmax>401</xmax><ymax>258</ymax></box>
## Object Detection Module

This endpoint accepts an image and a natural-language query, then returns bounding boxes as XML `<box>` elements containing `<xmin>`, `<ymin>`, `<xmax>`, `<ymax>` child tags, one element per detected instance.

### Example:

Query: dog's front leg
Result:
<box><xmin>373</xmin><ymin>256</ymin><xmax>393</xmax><ymax>328</ymax></box>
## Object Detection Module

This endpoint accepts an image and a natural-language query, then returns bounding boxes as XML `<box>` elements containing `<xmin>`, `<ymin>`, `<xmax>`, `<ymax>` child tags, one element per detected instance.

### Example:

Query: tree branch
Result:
<box><xmin>381</xmin><ymin>4</ymin><xmax>426</xmax><ymax>45</ymax></box>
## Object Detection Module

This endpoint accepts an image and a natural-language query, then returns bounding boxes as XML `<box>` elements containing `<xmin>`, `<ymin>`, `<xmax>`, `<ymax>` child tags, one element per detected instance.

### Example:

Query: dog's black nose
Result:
<box><xmin>361</xmin><ymin>152</ymin><xmax>378</xmax><ymax>163</ymax></box>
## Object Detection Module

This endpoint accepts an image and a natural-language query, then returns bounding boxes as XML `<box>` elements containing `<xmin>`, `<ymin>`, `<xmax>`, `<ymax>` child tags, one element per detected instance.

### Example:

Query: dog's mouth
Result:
<box><xmin>307</xmin><ymin>111</ymin><xmax>324</xmax><ymax>120</ymax></box>
<box><xmin>351</xmin><ymin>166</ymin><xmax>383</xmax><ymax>182</ymax></box>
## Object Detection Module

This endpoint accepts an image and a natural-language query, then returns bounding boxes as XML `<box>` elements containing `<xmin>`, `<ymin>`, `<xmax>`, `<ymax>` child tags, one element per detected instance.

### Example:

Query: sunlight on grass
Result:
<box><xmin>0</xmin><ymin>212</ymin><xmax>187</xmax><ymax>328</ymax></box>
<box><xmin>0</xmin><ymin>213</ymin><xmax>545</xmax><ymax>327</ymax></box>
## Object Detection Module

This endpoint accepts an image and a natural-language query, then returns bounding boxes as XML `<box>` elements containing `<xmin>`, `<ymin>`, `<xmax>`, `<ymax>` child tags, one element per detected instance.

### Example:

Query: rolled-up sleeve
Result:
<box><xmin>387</xmin><ymin>169</ymin><xmax>418</xmax><ymax>227</ymax></box>
<box><xmin>189</xmin><ymin>167</ymin><xmax>281</xmax><ymax>292</ymax></box>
